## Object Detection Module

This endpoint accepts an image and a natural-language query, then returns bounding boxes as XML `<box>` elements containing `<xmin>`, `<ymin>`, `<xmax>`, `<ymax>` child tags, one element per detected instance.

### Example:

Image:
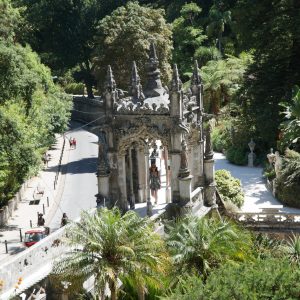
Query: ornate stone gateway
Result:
<box><xmin>96</xmin><ymin>43</ymin><xmax>216</xmax><ymax>215</ymax></box>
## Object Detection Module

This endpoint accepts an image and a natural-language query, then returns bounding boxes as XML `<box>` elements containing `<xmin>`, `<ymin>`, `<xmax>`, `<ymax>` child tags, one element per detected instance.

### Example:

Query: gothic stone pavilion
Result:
<box><xmin>97</xmin><ymin>42</ymin><xmax>216</xmax><ymax>216</ymax></box>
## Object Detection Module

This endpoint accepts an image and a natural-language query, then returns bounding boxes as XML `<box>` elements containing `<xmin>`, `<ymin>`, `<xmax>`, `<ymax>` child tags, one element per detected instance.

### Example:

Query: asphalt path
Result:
<box><xmin>49</xmin><ymin>123</ymin><xmax>98</xmax><ymax>230</ymax></box>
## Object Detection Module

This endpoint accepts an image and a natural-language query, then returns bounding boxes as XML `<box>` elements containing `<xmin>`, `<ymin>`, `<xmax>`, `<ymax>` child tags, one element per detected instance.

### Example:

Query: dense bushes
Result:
<box><xmin>276</xmin><ymin>150</ymin><xmax>300</xmax><ymax>208</ymax></box>
<box><xmin>164</xmin><ymin>258</ymin><xmax>300</xmax><ymax>300</ymax></box>
<box><xmin>0</xmin><ymin>2</ymin><xmax>72</xmax><ymax>208</ymax></box>
<box><xmin>215</xmin><ymin>169</ymin><xmax>244</xmax><ymax>208</ymax></box>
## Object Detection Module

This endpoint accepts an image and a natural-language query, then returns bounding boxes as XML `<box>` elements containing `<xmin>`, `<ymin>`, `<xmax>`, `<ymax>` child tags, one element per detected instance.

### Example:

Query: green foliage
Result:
<box><xmin>215</xmin><ymin>169</ymin><xmax>244</xmax><ymax>208</ymax></box>
<box><xmin>53</xmin><ymin>208</ymin><xmax>169</xmax><ymax>299</ymax></box>
<box><xmin>163</xmin><ymin>258</ymin><xmax>300</xmax><ymax>300</ymax></box>
<box><xmin>201</xmin><ymin>52</ymin><xmax>252</xmax><ymax>114</ymax></box>
<box><xmin>226</xmin><ymin>146</ymin><xmax>247</xmax><ymax>166</ymax></box>
<box><xmin>64</xmin><ymin>83</ymin><xmax>85</xmax><ymax>95</ymax></box>
<box><xmin>93</xmin><ymin>1</ymin><xmax>172</xmax><ymax>90</ymax></box>
<box><xmin>0</xmin><ymin>12</ymin><xmax>71</xmax><ymax>207</ymax></box>
<box><xmin>276</xmin><ymin>149</ymin><xmax>300</xmax><ymax>207</ymax></box>
<box><xmin>165</xmin><ymin>216</ymin><xmax>252</xmax><ymax>278</ymax></box>
<box><xmin>279</xmin><ymin>85</ymin><xmax>300</xmax><ymax>151</ymax></box>
<box><xmin>235</xmin><ymin>0</ymin><xmax>300</xmax><ymax>149</ymax></box>
<box><xmin>172</xmin><ymin>3</ymin><xmax>207</xmax><ymax>76</ymax></box>
<box><xmin>0</xmin><ymin>0</ymin><xmax>22</xmax><ymax>42</ymax></box>
<box><xmin>211</xmin><ymin>121</ymin><xmax>231</xmax><ymax>152</ymax></box>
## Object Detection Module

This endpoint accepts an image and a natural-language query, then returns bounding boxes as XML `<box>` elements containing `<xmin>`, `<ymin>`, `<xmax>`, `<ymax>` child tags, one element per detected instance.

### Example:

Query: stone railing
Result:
<box><xmin>233</xmin><ymin>212</ymin><xmax>300</xmax><ymax>225</ymax></box>
<box><xmin>0</xmin><ymin>226</ymin><xmax>67</xmax><ymax>299</ymax></box>
<box><xmin>191</xmin><ymin>187</ymin><xmax>203</xmax><ymax>203</ymax></box>
<box><xmin>150</xmin><ymin>208</ymin><xmax>167</xmax><ymax>236</ymax></box>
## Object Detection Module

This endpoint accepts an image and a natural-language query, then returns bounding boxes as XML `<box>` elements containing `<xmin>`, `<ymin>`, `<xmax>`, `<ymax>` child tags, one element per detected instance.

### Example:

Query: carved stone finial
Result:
<box><xmin>105</xmin><ymin>65</ymin><xmax>116</xmax><ymax>91</ymax></box>
<box><xmin>179</xmin><ymin>139</ymin><xmax>190</xmax><ymax>178</ymax></box>
<box><xmin>144</xmin><ymin>41</ymin><xmax>165</xmax><ymax>98</ymax></box>
<box><xmin>204</xmin><ymin>123</ymin><xmax>214</xmax><ymax>160</ymax></box>
<box><xmin>149</xmin><ymin>41</ymin><xmax>158</xmax><ymax>62</ymax></box>
<box><xmin>171</xmin><ymin>64</ymin><xmax>182</xmax><ymax>92</ymax></box>
<box><xmin>97</xmin><ymin>132</ymin><xmax>110</xmax><ymax>176</ymax></box>
<box><xmin>191</xmin><ymin>60</ymin><xmax>201</xmax><ymax>86</ymax></box>
<box><xmin>129</xmin><ymin>61</ymin><xmax>145</xmax><ymax>103</ymax></box>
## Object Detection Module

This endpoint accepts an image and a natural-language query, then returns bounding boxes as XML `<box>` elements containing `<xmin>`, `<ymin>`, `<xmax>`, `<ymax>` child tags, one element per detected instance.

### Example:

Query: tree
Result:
<box><xmin>207</xmin><ymin>1</ymin><xmax>232</xmax><ymax>53</ymax></box>
<box><xmin>166</xmin><ymin>216</ymin><xmax>252</xmax><ymax>278</ymax></box>
<box><xmin>235</xmin><ymin>0</ymin><xmax>300</xmax><ymax>148</ymax></box>
<box><xmin>0</xmin><ymin>0</ymin><xmax>22</xmax><ymax>42</ymax></box>
<box><xmin>200</xmin><ymin>53</ymin><xmax>252</xmax><ymax>114</ymax></box>
<box><xmin>53</xmin><ymin>208</ymin><xmax>169</xmax><ymax>300</ymax></box>
<box><xmin>279</xmin><ymin>85</ymin><xmax>300</xmax><ymax>150</ymax></box>
<box><xmin>93</xmin><ymin>1</ymin><xmax>173</xmax><ymax>90</ymax></box>
<box><xmin>172</xmin><ymin>3</ymin><xmax>208</xmax><ymax>76</ymax></box>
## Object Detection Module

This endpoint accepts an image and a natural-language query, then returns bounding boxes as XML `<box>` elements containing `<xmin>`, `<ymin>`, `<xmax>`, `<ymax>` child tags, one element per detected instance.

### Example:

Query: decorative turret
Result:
<box><xmin>129</xmin><ymin>61</ymin><xmax>145</xmax><ymax>103</ymax></box>
<box><xmin>190</xmin><ymin>60</ymin><xmax>203</xmax><ymax>112</ymax></box>
<box><xmin>170</xmin><ymin>64</ymin><xmax>183</xmax><ymax>118</ymax></box>
<box><xmin>144</xmin><ymin>42</ymin><xmax>165</xmax><ymax>98</ymax></box>
<box><xmin>171</xmin><ymin>64</ymin><xmax>182</xmax><ymax>92</ymax></box>
<box><xmin>105</xmin><ymin>65</ymin><xmax>116</xmax><ymax>91</ymax></box>
<box><xmin>204</xmin><ymin>123</ymin><xmax>214</xmax><ymax>160</ymax></box>
<box><xmin>104</xmin><ymin>65</ymin><xmax>117</xmax><ymax>114</ymax></box>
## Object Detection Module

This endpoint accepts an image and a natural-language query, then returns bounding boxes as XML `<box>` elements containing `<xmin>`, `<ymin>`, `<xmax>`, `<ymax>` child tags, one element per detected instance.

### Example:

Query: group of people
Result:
<box><xmin>69</xmin><ymin>137</ymin><xmax>77</xmax><ymax>149</ymax></box>
<box><xmin>37</xmin><ymin>212</ymin><xmax>69</xmax><ymax>227</ymax></box>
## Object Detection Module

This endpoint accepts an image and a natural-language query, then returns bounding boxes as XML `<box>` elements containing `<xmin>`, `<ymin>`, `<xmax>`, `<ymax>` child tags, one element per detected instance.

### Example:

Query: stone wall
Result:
<box><xmin>72</xmin><ymin>96</ymin><xmax>105</xmax><ymax>126</ymax></box>
<box><xmin>0</xmin><ymin>182</ymin><xmax>26</xmax><ymax>227</ymax></box>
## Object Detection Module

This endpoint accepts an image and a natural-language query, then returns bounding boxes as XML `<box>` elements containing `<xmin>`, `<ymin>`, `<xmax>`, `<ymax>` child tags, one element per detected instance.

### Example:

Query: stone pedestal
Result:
<box><xmin>179</xmin><ymin>175</ymin><xmax>193</xmax><ymax>205</ymax></box>
<box><xmin>98</xmin><ymin>176</ymin><xmax>110</xmax><ymax>198</ymax></box>
<box><xmin>248</xmin><ymin>152</ymin><xmax>255</xmax><ymax>167</ymax></box>
<box><xmin>204</xmin><ymin>159</ymin><xmax>214</xmax><ymax>183</ymax></box>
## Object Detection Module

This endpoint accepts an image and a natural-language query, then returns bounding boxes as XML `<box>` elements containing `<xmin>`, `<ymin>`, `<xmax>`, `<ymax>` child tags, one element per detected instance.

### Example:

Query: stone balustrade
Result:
<box><xmin>0</xmin><ymin>226</ymin><xmax>67</xmax><ymax>299</ymax></box>
<box><xmin>233</xmin><ymin>212</ymin><xmax>300</xmax><ymax>224</ymax></box>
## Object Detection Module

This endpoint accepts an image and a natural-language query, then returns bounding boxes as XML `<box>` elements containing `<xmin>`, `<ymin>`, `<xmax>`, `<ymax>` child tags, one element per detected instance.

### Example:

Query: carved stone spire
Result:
<box><xmin>204</xmin><ymin>123</ymin><xmax>214</xmax><ymax>160</ymax></box>
<box><xmin>191</xmin><ymin>60</ymin><xmax>202</xmax><ymax>86</ymax></box>
<box><xmin>144</xmin><ymin>41</ymin><xmax>165</xmax><ymax>98</ymax></box>
<box><xmin>171</xmin><ymin>64</ymin><xmax>182</xmax><ymax>92</ymax></box>
<box><xmin>129</xmin><ymin>61</ymin><xmax>145</xmax><ymax>103</ymax></box>
<box><xmin>179</xmin><ymin>139</ymin><xmax>190</xmax><ymax>178</ymax></box>
<box><xmin>105</xmin><ymin>65</ymin><xmax>116</xmax><ymax>91</ymax></box>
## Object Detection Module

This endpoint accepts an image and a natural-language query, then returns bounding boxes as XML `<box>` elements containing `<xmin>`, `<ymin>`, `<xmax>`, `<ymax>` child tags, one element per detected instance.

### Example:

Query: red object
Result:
<box><xmin>24</xmin><ymin>227</ymin><xmax>49</xmax><ymax>247</ymax></box>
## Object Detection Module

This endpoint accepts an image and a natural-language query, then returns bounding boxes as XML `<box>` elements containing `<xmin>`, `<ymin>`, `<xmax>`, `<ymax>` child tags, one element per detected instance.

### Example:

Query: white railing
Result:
<box><xmin>0</xmin><ymin>226</ymin><xmax>67</xmax><ymax>299</ymax></box>
<box><xmin>234</xmin><ymin>212</ymin><xmax>300</xmax><ymax>224</ymax></box>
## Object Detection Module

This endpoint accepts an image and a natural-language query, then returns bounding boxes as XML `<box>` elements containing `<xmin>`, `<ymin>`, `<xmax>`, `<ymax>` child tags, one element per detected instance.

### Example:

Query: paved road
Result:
<box><xmin>214</xmin><ymin>152</ymin><xmax>300</xmax><ymax>213</ymax></box>
<box><xmin>48</xmin><ymin>124</ymin><xmax>98</xmax><ymax>230</ymax></box>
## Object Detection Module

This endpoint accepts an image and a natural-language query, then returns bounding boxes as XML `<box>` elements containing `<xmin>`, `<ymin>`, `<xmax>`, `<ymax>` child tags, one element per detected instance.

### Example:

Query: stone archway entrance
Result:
<box><xmin>96</xmin><ymin>42</ymin><xmax>216</xmax><ymax>215</ymax></box>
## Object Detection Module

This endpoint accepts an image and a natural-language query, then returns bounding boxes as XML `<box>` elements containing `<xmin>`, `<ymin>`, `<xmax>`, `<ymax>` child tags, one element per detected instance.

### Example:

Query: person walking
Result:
<box><xmin>37</xmin><ymin>213</ymin><xmax>45</xmax><ymax>227</ymax></box>
<box><xmin>61</xmin><ymin>213</ymin><xmax>69</xmax><ymax>227</ymax></box>
<box><xmin>149</xmin><ymin>161</ymin><xmax>161</xmax><ymax>205</ymax></box>
<box><xmin>72</xmin><ymin>138</ymin><xmax>77</xmax><ymax>149</ymax></box>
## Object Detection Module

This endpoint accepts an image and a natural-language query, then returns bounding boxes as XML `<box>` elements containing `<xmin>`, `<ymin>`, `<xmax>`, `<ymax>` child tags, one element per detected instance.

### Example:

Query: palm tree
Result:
<box><xmin>200</xmin><ymin>53</ymin><xmax>252</xmax><ymax>114</ymax></box>
<box><xmin>53</xmin><ymin>208</ymin><xmax>169</xmax><ymax>300</ymax></box>
<box><xmin>284</xmin><ymin>233</ymin><xmax>300</xmax><ymax>264</ymax></box>
<box><xmin>166</xmin><ymin>216</ymin><xmax>252</xmax><ymax>278</ymax></box>
<box><xmin>206</xmin><ymin>3</ymin><xmax>231</xmax><ymax>53</ymax></box>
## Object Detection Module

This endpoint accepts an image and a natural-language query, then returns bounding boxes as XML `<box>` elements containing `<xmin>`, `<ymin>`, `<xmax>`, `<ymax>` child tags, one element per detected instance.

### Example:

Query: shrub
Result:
<box><xmin>215</xmin><ymin>169</ymin><xmax>244</xmax><ymax>208</ymax></box>
<box><xmin>276</xmin><ymin>150</ymin><xmax>300</xmax><ymax>207</ymax></box>
<box><xmin>64</xmin><ymin>82</ymin><xmax>85</xmax><ymax>95</ymax></box>
<box><xmin>226</xmin><ymin>146</ymin><xmax>248</xmax><ymax>166</ymax></box>
<box><xmin>163</xmin><ymin>258</ymin><xmax>300</xmax><ymax>300</ymax></box>
<box><xmin>212</xmin><ymin>124</ymin><xmax>231</xmax><ymax>152</ymax></box>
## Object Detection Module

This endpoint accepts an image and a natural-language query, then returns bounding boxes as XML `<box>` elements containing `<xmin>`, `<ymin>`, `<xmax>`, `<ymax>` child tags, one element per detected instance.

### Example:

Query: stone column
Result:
<box><xmin>204</xmin><ymin>124</ymin><xmax>217</xmax><ymax>207</ymax></box>
<box><xmin>117</xmin><ymin>154</ymin><xmax>128</xmax><ymax>212</ymax></box>
<box><xmin>128</xmin><ymin>147</ymin><xmax>135</xmax><ymax>209</ymax></box>
<box><xmin>137</xmin><ymin>147</ymin><xmax>146</xmax><ymax>203</ymax></box>
<box><xmin>144</xmin><ymin>147</ymin><xmax>151</xmax><ymax>202</ymax></box>
<box><xmin>164</xmin><ymin>147</ymin><xmax>171</xmax><ymax>203</ymax></box>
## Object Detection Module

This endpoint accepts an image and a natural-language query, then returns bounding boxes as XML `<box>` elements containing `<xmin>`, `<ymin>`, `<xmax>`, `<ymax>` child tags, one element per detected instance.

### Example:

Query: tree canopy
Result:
<box><xmin>93</xmin><ymin>1</ymin><xmax>173</xmax><ymax>90</ymax></box>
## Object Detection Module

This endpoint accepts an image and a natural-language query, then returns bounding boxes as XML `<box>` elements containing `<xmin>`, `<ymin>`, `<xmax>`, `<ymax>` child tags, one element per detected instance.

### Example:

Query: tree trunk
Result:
<box><xmin>85</xmin><ymin>81</ymin><xmax>94</xmax><ymax>99</ymax></box>
<box><xmin>109</xmin><ymin>280</ymin><xmax>117</xmax><ymax>300</ymax></box>
<box><xmin>137</xmin><ymin>286</ymin><xmax>145</xmax><ymax>300</ymax></box>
